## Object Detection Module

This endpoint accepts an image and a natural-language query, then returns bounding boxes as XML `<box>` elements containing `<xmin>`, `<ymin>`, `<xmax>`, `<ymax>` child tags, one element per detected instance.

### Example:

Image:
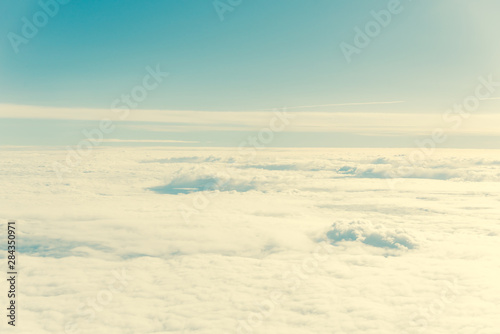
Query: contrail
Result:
<box><xmin>282</xmin><ymin>101</ymin><xmax>405</xmax><ymax>110</ymax></box>
<box><xmin>249</xmin><ymin>100</ymin><xmax>405</xmax><ymax>112</ymax></box>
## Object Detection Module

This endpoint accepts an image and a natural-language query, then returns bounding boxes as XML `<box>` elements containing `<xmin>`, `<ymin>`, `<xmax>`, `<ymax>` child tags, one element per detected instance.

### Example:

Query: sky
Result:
<box><xmin>0</xmin><ymin>0</ymin><xmax>499</xmax><ymax>147</ymax></box>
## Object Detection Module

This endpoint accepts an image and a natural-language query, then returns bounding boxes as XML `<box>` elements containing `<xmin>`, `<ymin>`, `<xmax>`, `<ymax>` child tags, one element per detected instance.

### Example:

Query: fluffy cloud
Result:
<box><xmin>0</xmin><ymin>148</ymin><xmax>498</xmax><ymax>333</ymax></box>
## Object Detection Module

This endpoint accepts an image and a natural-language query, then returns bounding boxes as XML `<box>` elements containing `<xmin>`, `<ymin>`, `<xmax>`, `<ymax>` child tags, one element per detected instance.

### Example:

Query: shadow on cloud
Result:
<box><xmin>149</xmin><ymin>169</ymin><xmax>257</xmax><ymax>194</ymax></box>
<box><xmin>17</xmin><ymin>238</ymin><xmax>112</xmax><ymax>258</ymax></box>
<box><xmin>326</xmin><ymin>220</ymin><xmax>418</xmax><ymax>250</ymax></box>
<box><xmin>141</xmin><ymin>156</ymin><xmax>231</xmax><ymax>164</ymax></box>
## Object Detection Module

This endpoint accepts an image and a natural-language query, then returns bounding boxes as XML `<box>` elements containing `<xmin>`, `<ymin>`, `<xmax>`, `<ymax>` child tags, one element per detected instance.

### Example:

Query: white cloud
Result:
<box><xmin>0</xmin><ymin>148</ymin><xmax>498</xmax><ymax>333</ymax></box>
<box><xmin>253</xmin><ymin>100</ymin><xmax>406</xmax><ymax>111</ymax></box>
<box><xmin>2</xmin><ymin>103</ymin><xmax>500</xmax><ymax>136</ymax></box>
<box><xmin>101</xmin><ymin>139</ymin><xmax>199</xmax><ymax>143</ymax></box>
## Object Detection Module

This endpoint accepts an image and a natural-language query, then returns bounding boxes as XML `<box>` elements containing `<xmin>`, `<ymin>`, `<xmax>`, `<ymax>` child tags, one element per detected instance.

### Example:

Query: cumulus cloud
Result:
<box><xmin>0</xmin><ymin>147</ymin><xmax>498</xmax><ymax>333</ymax></box>
<box><xmin>149</xmin><ymin>167</ymin><xmax>258</xmax><ymax>194</ymax></box>
<box><xmin>326</xmin><ymin>220</ymin><xmax>418</xmax><ymax>250</ymax></box>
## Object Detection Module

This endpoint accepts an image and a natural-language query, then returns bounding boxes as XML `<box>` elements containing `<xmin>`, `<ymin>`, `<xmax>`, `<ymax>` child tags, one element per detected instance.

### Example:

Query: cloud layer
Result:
<box><xmin>2</xmin><ymin>103</ymin><xmax>500</xmax><ymax>136</ymax></box>
<box><xmin>0</xmin><ymin>148</ymin><xmax>498</xmax><ymax>333</ymax></box>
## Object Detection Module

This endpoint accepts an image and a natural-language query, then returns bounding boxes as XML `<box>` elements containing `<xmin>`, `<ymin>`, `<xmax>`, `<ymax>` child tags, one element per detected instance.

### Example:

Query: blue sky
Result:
<box><xmin>1</xmin><ymin>0</ymin><xmax>499</xmax><ymax>147</ymax></box>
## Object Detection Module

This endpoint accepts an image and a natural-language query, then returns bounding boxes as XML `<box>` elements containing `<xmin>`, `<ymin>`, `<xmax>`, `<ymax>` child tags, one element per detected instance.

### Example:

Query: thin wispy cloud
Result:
<box><xmin>2</xmin><ymin>104</ymin><xmax>500</xmax><ymax>137</ymax></box>
<box><xmin>102</xmin><ymin>139</ymin><xmax>199</xmax><ymax>144</ymax></box>
<box><xmin>258</xmin><ymin>101</ymin><xmax>406</xmax><ymax>111</ymax></box>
